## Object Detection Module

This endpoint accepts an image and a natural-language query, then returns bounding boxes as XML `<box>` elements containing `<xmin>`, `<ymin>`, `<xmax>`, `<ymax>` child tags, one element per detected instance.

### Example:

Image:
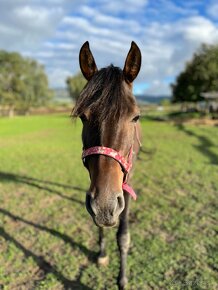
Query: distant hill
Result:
<box><xmin>136</xmin><ymin>95</ymin><xmax>171</xmax><ymax>104</ymax></box>
<box><xmin>53</xmin><ymin>88</ymin><xmax>171</xmax><ymax>105</ymax></box>
<box><xmin>53</xmin><ymin>88</ymin><xmax>71</xmax><ymax>103</ymax></box>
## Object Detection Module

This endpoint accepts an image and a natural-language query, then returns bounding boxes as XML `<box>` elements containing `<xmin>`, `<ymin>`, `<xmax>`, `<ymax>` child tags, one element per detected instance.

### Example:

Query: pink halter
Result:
<box><xmin>82</xmin><ymin>146</ymin><xmax>137</xmax><ymax>200</ymax></box>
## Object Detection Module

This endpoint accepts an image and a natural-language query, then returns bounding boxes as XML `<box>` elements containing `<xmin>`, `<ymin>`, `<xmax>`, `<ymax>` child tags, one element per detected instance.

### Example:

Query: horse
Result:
<box><xmin>72</xmin><ymin>41</ymin><xmax>142</xmax><ymax>289</ymax></box>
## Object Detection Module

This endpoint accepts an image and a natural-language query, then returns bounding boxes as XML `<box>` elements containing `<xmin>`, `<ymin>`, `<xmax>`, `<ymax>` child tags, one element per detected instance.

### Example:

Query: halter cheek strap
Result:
<box><xmin>122</xmin><ymin>183</ymin><xmax>137</xmax><ymax>200</ymax></box>
<box><xmin>82</xmin><ymin>146</ymin><xmax>137</xmax><ymax>200</ymax></box>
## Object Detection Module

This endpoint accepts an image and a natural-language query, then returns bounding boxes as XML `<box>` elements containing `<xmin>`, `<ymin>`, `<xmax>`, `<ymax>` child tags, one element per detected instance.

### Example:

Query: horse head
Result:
<box><xmin>73</xmin><ymin>41</ymin><xmax>141</xmax><ymax>227</ymax></box>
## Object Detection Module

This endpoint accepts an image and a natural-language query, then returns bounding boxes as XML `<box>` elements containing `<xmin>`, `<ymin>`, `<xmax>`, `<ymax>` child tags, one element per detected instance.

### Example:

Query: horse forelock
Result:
<box><xmin>72</xmin><ymin>65</ymin><xmax>136</xmax><ymax>124</ymax></box>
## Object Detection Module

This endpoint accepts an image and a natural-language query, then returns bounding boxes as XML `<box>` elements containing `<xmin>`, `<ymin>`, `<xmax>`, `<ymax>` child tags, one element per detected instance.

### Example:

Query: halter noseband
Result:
<box><xmin>82</xmin><ymin>146</ymin><xmax>137</xmax><ymax>200</ymax></box>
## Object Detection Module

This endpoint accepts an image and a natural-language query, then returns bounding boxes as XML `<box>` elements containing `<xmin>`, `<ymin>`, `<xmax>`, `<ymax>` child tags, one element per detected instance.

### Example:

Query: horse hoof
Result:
<box><xmin>97</xmin><ymin>255</ymin><xmax>109</xmax><ymax>267</ymax></box>
<box><xmin>118</xmin><ymin>277</ymin><xmax>128</xmax><ymax>290</ymax></box>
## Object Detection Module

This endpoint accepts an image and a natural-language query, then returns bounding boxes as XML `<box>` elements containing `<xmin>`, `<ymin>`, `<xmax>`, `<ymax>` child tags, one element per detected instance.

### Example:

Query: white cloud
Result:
<box><xmin>97</xmin><ymin>0</ymin><xmax>148</xmax><ymax>14</ymax></box>
<box><xmin>138</xmin><ymin>16</ymin><xmax>218</xmax><ymax>87</ymax></box>
<box><xmin>47</xmin><ymin>68</ymin><xmax>73</xmax><ymax>88</ymax></box>
<box><xmin>0</xmin><ymin>0</ymin><xmax>218</xmax><ymax>95</ymax></box>
<box><xmin>176</xmin><ymin>16</ymin><xmax>218</xmax><ymax>43</ymax></box>
<box><xmin>206</xmin><ymin>1</ymin><xmax>218</xmax><ymax>19</ymax></box>
<box><xmin>43</xmin><ymin>42</ymin><xmax>76</xmax><ymax>50</ymax></box>
<box><xmin>13</xmin><ymin>5</ymin><xmax>64</xmax><ymax>40</ymax></box>
<box><xmin>48</xmin><ymin>12</ymin><xmax>218</xmax><ymax>93</ymax></box>
<box><xmin>0</xmin><ymin>0</ymin><xmax>84</xmax><ymax>50</ymax></box>
<box><xmin>144</xmin><ymin>80</ymin><xmax>171</xmax><ymax>95</ymax></box>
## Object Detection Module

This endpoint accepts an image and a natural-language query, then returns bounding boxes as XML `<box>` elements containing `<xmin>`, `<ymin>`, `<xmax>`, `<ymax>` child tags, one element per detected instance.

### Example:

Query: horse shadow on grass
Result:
<box><xmin>0</xmin><ymin>207</ymin><xmax>96</xmax><ymax>289</ymax></box>
<box><xmin>175</xmin><ymin>124</ymin><xmax>218</xmax><ymax>165</ymax></box>
<box><xmin>0</xmin><ymin>171</ymin><xmax>84</xmax><ymax>205</ymax></box>
<box><xmin>0</xmin><ymin>172</ymin><xmax>95</xmax><ymax>289</ymax></box>
<box><xmin>0</xmin><ymin>225</ymin><xmax>92</xmax><ymax>290</ymax></box>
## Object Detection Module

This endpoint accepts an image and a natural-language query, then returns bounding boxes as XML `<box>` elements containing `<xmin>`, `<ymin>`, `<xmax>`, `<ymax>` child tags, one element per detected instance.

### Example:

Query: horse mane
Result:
<box><xmin>72</xmin><ymin>65</ymin><xmax>136</xmax><ymax>123</ymax></box>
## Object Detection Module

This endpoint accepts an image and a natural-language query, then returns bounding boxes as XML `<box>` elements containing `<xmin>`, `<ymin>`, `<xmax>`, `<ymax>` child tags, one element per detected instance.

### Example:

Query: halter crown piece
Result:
<box><xmin>82</xmin><ymin>146</ymin><xmax>137</xmax><ymax>200</ymax></box>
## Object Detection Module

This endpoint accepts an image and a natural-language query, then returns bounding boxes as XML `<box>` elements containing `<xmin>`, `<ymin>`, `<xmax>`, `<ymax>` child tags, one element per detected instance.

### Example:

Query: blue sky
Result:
<box><xmin>0</xmin><ymin>0</ymin><xmax>218</xmax><ymax>95</ymax></box>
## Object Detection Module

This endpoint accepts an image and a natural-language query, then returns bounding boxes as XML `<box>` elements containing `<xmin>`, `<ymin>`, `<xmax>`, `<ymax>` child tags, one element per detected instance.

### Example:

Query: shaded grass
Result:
<box><xmin>0</xmin><ymin>114</ymin><xmax>217</xmax><ymax>289</ymax></box>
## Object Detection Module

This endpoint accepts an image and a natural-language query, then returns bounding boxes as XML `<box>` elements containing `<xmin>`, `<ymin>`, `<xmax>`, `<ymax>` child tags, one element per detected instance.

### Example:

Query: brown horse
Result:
<box><xmin>73</xmin><ymin>41</ymin><xmax>142</xmax><ymax>289</ymax></box>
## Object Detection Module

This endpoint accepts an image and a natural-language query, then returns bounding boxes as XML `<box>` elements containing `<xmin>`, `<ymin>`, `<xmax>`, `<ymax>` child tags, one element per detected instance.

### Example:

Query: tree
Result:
<box><xmin>171</xmin><ymin>44</ymin><xmax>218</xmax><ymax>103</ymax></box>
<box><xmin>66</xmin><ymin>72</ymin><xmax>86</xmax><ymax>102</ymax></box>
<box><xmin>0</xmin><ymin>51</ymin><xmax>53</xmax><ymax>116</ymax></box>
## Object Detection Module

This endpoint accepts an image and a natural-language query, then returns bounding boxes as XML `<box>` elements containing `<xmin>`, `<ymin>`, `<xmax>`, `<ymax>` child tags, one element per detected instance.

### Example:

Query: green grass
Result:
<box><xmin>0</xmin><ymin>114</ymin><xmax>217</xmax><ymax>290</ymax></box>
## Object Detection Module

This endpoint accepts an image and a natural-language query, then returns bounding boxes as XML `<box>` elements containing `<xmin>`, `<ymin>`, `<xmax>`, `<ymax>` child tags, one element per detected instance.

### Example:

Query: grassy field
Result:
<box><xmin>0</xmin><ymin>113</ymin><xmax>217</xmax><ymax>290</ymax></box>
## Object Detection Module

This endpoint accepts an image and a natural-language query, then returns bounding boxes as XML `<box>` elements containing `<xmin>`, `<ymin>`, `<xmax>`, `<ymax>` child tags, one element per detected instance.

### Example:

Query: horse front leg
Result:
<box><xmin>97</xmin><ymin>227</ymin><xmax>109</xmax><ymax>266</ymax></box>
<box><xmin>117</xmin><ymin>192</ymin><xmax>130</xmax><ymax>290</ymax></box>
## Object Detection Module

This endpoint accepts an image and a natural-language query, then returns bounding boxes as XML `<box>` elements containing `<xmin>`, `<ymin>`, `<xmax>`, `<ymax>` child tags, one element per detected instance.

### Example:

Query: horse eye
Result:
<box><xmin>132</xmin><ymin>115</ymin><xmax>140</xmax><ymax>122</ymax></box>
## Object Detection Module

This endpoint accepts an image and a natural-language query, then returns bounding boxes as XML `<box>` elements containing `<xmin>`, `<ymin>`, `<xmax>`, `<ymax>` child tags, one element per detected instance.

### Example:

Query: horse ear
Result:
<box><xmin>79</xmin><ymin>41</ymin><xmax>98</xmax><ymax>81</ymax></box>
<box><xmin>123</xmin><ymin>41</ymin><xmax>141</xmax><ymax>83</ymax></box>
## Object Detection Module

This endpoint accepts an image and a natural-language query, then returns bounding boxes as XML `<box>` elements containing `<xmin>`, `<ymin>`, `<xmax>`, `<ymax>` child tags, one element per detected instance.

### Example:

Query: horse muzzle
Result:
<box><xmin>86</xmin><ymin>192</ymin><xmax>125</xmax><ymax>227</ymax></box>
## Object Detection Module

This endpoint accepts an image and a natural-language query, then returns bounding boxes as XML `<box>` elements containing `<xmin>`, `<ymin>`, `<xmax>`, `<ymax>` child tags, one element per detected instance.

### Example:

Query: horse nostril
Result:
<box><xmin>114</xmin><ymin>193</ymin><xmax>125</xmax><ymax>216</ymax></box>
<box><xmin>117</xmin><ymin>195</ymin><xmax>123</xmax><ymax>208</ymax></box>
<box><xmin>90</xmin><ymin>198</ymin><xmax>97</xmax><ymax>215</ymax></box>
<box><xmin>86</xmin><ymin>194</ymin><xmax>97</xmax><ymax>216</ymax></box>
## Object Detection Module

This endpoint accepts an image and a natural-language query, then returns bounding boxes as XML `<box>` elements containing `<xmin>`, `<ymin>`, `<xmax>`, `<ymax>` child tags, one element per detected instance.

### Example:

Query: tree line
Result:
<box><xmin>0</xmin><ymin>51</ymin><xmax>53</xmax><ymax>116</ymax></box>
<box><xmin>171</xmin><ymin>44</ymin><xmax>218</xmax><ymax>103</ymax></box>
